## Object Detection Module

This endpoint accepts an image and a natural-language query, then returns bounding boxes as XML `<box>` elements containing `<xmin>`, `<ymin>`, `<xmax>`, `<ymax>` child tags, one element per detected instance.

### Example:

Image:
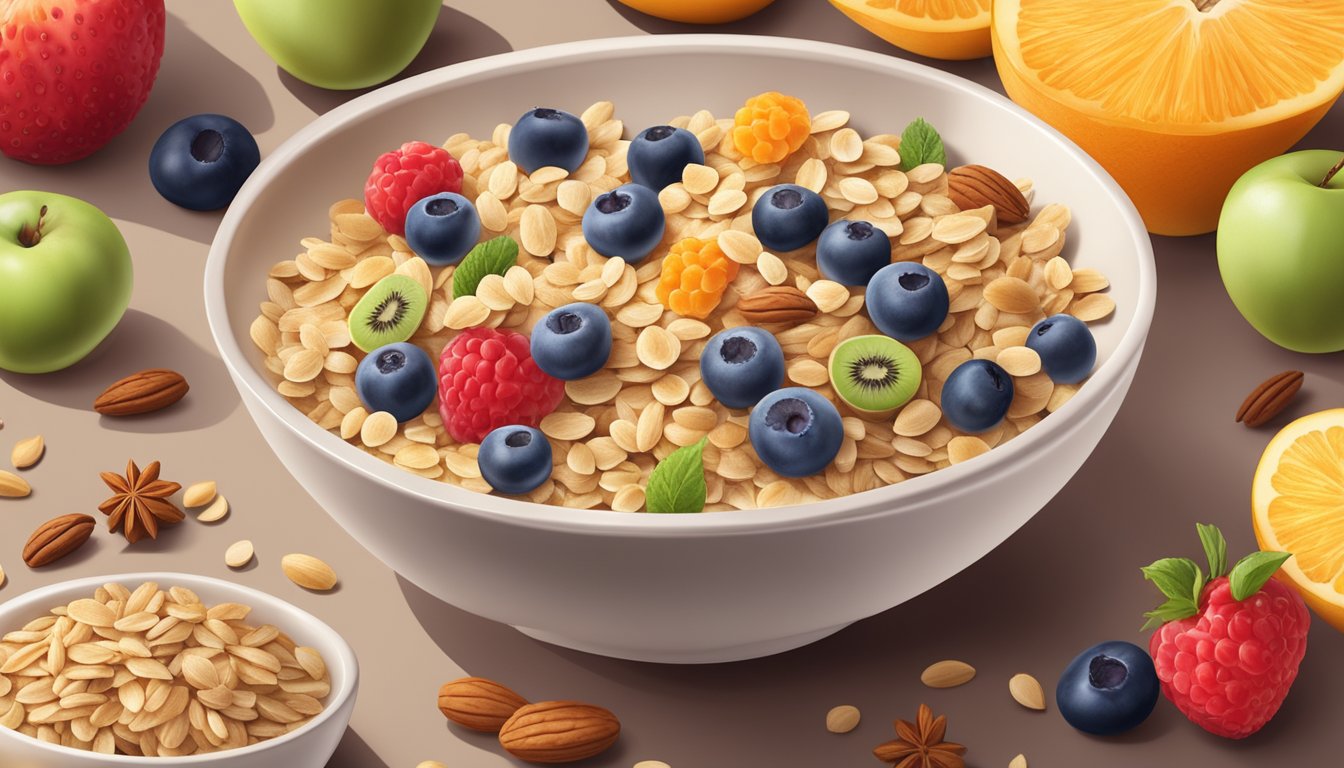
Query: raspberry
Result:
<box><xmin>364</xmin><ymin>141</ymin><xmax>463</xmax><ymax>236</ymax></box>
<box><xmin>656</xmin><ymin>237</ymin><xmax>740</xmax><ymax>319</ymax></box>
<box><xmin>437</xmin><ymin>328</ymin><xmax>564</xmax><ymax>444</ymax></box>
<box><xmin>1149</xmin><ymin>577</ymin><xmax>1308</xmax><ymax>739</ymax></box>
<box><xmin>731</xmin><ymin>92</ymin><xmax>811</xmax><ymax>165</ymax></box>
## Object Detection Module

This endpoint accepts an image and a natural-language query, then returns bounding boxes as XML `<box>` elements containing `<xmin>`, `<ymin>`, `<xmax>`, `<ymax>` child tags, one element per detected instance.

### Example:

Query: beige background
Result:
<box><xmin>3</xmin><ymin>1</ymin><xmax>1343</xmax><ymax>766</ymax></box>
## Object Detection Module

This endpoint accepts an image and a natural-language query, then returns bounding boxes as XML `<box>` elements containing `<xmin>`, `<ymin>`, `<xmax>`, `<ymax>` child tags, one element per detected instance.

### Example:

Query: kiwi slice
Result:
<box><xmin>828</xmin><ymin>335</ymin><xmax>921</xmax><ymax>418</ymax></box>
<box><xmin>348</xmin><ymin>274</ymin><xmax>428</xmax><ymax>352</ymax></box>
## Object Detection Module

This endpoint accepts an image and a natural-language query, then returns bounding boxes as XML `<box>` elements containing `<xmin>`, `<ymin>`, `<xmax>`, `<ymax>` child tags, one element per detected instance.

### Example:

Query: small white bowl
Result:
<box><xmin>0</xmin><ymin>573</ymin><xmax>358</xmax><ymax>767</ymax></box>
<box><xmin>205</xmin><ymin>35</ymin><xmax>1157</xmax><ymax>663</ymax></box>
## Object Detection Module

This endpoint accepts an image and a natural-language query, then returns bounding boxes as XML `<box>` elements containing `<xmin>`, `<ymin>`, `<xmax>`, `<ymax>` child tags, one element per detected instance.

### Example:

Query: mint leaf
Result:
<box><xmin>898</xmin><ymin>117</ymin><xmax>946</xmax><ymax>171</ymax></box>
<box><xmin>645</xmin><ymin>438</ymin><xmax>707</xmax><ymax>514</ymax></box>
<box><xmin>452</xmin><ymin>236</ymin><xmax>518</xmax><ymax>299</ymax></box>
<box><xmin>1197</xmin><ymin>523</ymin><xmax>1228</xmax><ymax>578</ymax></box>
<box><xmin>1229</xmin><ymin>551</ymin><xmax>1292</xmax><ymax>601</ymax></box>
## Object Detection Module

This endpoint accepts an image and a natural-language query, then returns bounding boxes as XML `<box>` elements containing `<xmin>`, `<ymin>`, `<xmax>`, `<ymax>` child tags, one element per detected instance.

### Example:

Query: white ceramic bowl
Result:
<box><xmin>205</xmin><ymin>35</ymin><xmax>1156</xmax><ymax>663</ymax></box>
<box><xmin>0</xmin><ymin>573</ymin><xmax>358</xmax><ymax>766</ymax></box>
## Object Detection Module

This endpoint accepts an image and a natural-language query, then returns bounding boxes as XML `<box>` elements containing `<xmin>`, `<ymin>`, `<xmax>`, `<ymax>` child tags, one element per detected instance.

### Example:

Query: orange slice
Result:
<box><xmin>1252</xmin><ymin>409</ymin><xmax>1344</xmax><ymax>633</ymax></box>
<box><xmin>827</xmin><ymin>0</ymin><xmax>991</xmax><ymax>61</ymax></box>
<box><xmin>993</xmin><ymin>0</ymin><xmax>1344</xmax><ymax>235</ymax></box>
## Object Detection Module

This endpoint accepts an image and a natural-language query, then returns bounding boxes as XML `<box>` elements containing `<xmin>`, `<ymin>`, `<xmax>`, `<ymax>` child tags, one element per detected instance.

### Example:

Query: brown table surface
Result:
<box><xmin>3</xmin><ymin>1</ymin><xmax>1342</xmax><ymax>766</ymax></box>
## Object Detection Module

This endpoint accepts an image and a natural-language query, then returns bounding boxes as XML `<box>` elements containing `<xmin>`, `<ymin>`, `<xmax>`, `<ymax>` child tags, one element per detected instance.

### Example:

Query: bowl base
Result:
<box><xmin>512</xmin><ymin>622</ymin><xmax>852</xmax><ymax>664</ymax></box>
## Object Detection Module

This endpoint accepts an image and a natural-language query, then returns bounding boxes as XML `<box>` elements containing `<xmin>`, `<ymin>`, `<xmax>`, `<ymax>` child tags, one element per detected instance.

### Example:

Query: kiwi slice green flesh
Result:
<box><xmin>827</xmin><ymin>335</ymin><xmax>921</xmax><ymax>418</ymax></box>
<box><xmin>348</xmin><ymin>274</ymin><xmax>428</xmax><ymax>352</ymax></box>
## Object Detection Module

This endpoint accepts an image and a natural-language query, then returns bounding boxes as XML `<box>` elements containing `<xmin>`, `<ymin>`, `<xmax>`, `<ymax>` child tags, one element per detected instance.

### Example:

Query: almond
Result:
<box><xmin>1008</xmin><ymin>673</ymin><xmax>1046</xmax><ymax>711</ymax></box>
<box><xmin>498</xmin><ymin>700</ymin><xmax>620</xmax><ymax>763</ymax></box>
<box><xmin>920</xmin><ymin>659</ymin><xmax>977</xmax><ymax>688</ymax></box>
<box><xmin>23</xmin><ymin>514</ymin><xmax>96</xmax><ymax>567</ymax></box>
<box><xmin>736</xmin><ymin>286</ymin><xmax>819</xmax><ymax>325</ymax></box>
<box><xmin>93</xmin><ymin>369</ymin><xmax>189</xmax><ymax>416</ymax></box>
<box><xmin>280</xmin><ymin>553</ymin><xmax>338</xmax><ymax>591</ymax></box>
<box><xmin>438</xmin><ymin>677</ymin><xmax>529</xmax><ymax>733</ymax></box>
<box><xmin>10</xmin><ymin>435</ymin><xmax>43</xmax><ymax>469</ymax></box>
<box><xmin>948</xmin><ymin>165</ymin><xmax>1030</xmax><ymax>225</ymax></box>
<box><xmin>0</xmin><ymin>469</ymin><xmax>31</xmax><ymax>498</ymax></box>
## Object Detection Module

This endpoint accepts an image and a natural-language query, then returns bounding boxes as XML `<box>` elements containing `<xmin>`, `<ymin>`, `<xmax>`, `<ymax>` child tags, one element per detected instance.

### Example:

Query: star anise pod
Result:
<box><xmin>98</xmin><ymin>460</ymin><xmax>184</xmax><ymax>544</ymax></box>
<box><xmin>873</xmin><ymin>703</ymin><xmax>967</xmax><ymax>768</ymax></box>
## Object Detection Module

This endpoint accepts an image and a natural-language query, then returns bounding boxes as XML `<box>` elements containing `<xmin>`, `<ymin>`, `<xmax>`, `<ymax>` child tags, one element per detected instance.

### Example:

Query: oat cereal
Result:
<box><xmin>251</xmin><ymin>96</ymin><xmax>1114</xmax><ymax>512</ymax></box>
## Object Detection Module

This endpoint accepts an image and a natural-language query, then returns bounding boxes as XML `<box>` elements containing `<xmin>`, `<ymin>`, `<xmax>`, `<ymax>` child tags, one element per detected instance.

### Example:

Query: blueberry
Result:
<box><xmin>749</xmin><ymin>388</ymin><xmax>844</xmax><ymax>478</ymax></box>
<box><xmin>1057</xmin><ymin>641</ymin><xmax>1160</xmax><ymax>736</ymax></box>
<box><xmin>701</xmin><ymin>327</ymin><xmax>785</xmax><ymax>409</ymax></box>
<box><xmin>404</xmin><ymin>192</ymin><xmax>481</xmax><ymax>266</ymax></box>
<box><xmin>1027</xmin><ymin>314</ymin><xmax>1097</xmax><ymax>384</ymax></box>
<box><xmin>148</xmin><ymin>114</ymin><xmax>260</xmax><ymax>211</ymax></box>
<box><xmin>507</xmin><ymin>107</ymin><xmax>589</xmax><ymax>174</ymax></box>
<box><xmin>354</xmin><ymin>342</ymin><xmax>437</xmax><ymax>423</ymax></box>
<box><xmin>941</xmin><ymin>359</ymin><xmax>1014</xmax><ymax>433</ymax></box>
<box><xmin>816</xmin><ymin>220</ymin><xmax>892</xmax><ymax>286</ymax></box>
<box><xmin>751</xmin><ymin>184</ymin><xmax>830</xmax><ymax>252</ymax></box>
<box><xmin>581</xmin><ymin>183</ymin><xmax>666</xmax><ymax>263</ymax></box>
<box><xmin>627</xmin><ymin>125</ymin><xmax>705</xmax><ymax>191</ymax></box>
<box><xmin>530</xmin><ymin>302</ymin><xmax>612</xmax><ymax>380</ymax></box>
<box><xmin>865</xmin><ymin>263</ymin><xmax>950</xmax><ymax>341</ymax></box>
<box><xmin>479</xmin><ymin>425</ymin><xmax>553</xmax><ymax>495</ymax></box>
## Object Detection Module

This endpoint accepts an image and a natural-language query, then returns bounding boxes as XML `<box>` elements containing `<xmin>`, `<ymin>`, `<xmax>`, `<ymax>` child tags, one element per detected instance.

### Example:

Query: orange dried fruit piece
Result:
<box><xmin>657</xmin><ymin>238</ymin><xmax>740</xmax><ymax>320</ymax></box>
<box><xmin>732</xmin><ymin>91</ymin><xmax>811</xmax><ymax>164</ymax></box>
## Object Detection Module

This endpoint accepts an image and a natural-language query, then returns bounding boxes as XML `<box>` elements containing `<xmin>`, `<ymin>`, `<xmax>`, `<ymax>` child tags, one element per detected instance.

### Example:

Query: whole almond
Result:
<box><xmin>921</xmin><ymin>659</ymin><xmax>977</xmax><ymax>688</ymax></box>
<box><xmin>948</xmin><ymin>165</ymin><xmax>1030</xmax><ymax>225</ymax></box>
<box><xmin>0</xmin><ymin>469</ymin><xmax>31</xmax><ymax>498</ymax></box>
<box><xmin>23</xmin><ymin>514</ymin><xmax>96</xmax><ymax>567</ymax></box>
<box><xmin>11</xmin><ymin>435</ymin><xmax>44</xmax><ymax>469</ymax></box>
<box><xmin>1236</xmin><ymin>370</ymin><xmax>1303</xmax><ymax>428</ymax></box>
<box><xmin>498</xmin><ymin>700</ymin><xmax>620</xmax><ymax>764</ymax></box>
<box><xmin>1008</xmin><ymin>673</ymin><xmax>1046</xmax><ymax>710</ymax></box>
<box><xmin>737</xmin><ymin>286</ymin><xmax>819</xmax><ymax>325</ymax></box>
<box><xmin>438</xmin><ymin>677</ymin><xmax>530</xmax><ymax>733</ymax></box>
<box><xmin>93</xmin><ymin>369</ymin><xmax>190</xmax><ymax>416</ymax></box>
<box><xmin>281</xmin><ymin>553</ymin><xmax>338</xmax><ymax>591</ymax></box>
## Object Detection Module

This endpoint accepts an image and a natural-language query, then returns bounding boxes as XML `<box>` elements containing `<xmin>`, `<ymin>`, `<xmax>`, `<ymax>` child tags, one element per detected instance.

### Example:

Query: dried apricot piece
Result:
<box><xmin>657</xmin><ymin>237</ymin><xmax>741</xmax><ymax>320</ymax></box>
<box><xmin>732</xmin><ymin>91</ymin><xmax>811</xmax><ymax>164</ymax></box>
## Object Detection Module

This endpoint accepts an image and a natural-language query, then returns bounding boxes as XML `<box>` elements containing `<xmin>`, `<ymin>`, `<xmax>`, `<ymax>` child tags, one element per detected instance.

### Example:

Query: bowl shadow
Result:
<box><xmin>279</xmin><ymin>4</ymin><xmax>513</xmax><ymax>116</ymax></box>
<box><xmin>326</xmin><ymin>728</ymin><xmax>391</xmax><ymax>768</ymax></box>
<box><xmin>0</xmin><ymin>309</ymin><xmax>240</xmax><ymax>432</ymax></box>
<box><xmin>0</xmin><ymin>11</ymin><xmax>275</xmax><ymax>246</ymax></box>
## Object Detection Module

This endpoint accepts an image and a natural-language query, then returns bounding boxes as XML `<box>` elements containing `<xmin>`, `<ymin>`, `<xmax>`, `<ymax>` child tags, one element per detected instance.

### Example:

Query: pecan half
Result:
<box><xmin>1236</xmin><ymin>370</ymin><xmax>1303</xmax><ymax>428</ymax></box>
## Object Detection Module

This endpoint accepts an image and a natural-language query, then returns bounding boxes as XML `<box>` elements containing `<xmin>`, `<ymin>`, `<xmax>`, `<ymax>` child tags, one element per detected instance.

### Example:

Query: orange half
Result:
<box><xmin>1253</xmin><ymin>409</ymin><xmax>1344</xmax><ymax>633</ymax></box>
<box><xmin>828</xmin><ymin>0</ymin><xmax>992</xmax><ymax>60</ymax></box>
<box><xmin>992</xmin><ymin>0</ymin><xmax>1344</xmax><ymax>235</ymax></box>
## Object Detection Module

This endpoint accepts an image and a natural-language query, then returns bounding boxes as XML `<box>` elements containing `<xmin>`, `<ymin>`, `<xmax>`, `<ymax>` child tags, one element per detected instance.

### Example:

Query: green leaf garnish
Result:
<box><xmin>1229</xmin><ymin>551</ymin><xmax>1292</xmax><ymax>601</ymax></box>
<box><xmin>898</xmin><ymin>117</ymin><xmax>946</xmax><ymax>171</ymax></box>
<box><xmin>451</xmin><ymin>235</ymin><xmax>518</xmax><ymax>299</ymax></box>
<box><xmin>645</xmin><ymin>437</ymin><xmax>707</xmax><ymax>514</ymax></box>
<box><xmin>1197</xmin><ymin>522</ymin><xmax>1228</xmax><ymax>579</ymax></box>
<box><xmin>1140</xmin><ymin>557</ymin><xmax>1202</xmax><ymax>629</ymax></box>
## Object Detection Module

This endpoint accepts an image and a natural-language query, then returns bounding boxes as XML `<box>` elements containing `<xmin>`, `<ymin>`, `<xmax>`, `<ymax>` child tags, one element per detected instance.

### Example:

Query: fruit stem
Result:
<box><xmin>1321</xmin><ymin>155</ymin><xmax>1344</xmax><ymax>189</ymax></box>
<box><xmin>17</xmin><ymin>205</ymin><xmax>47</xmax><ymax>248</ymax></box>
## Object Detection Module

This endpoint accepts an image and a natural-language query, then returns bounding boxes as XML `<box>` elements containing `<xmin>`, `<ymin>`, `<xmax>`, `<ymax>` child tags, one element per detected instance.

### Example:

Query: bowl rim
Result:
<box><xmin>204</xmin><ymin>33</ymin><xmax>1157</xmax><ymax>537</ymax></box>
<box><xmin>0</xmin><ymin>572</ymin><xmax>359</xmax><ymax>764</ymax></box>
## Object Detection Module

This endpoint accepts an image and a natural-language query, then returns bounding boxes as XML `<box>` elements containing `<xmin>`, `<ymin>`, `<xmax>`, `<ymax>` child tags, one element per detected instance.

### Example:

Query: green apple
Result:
<box><xmin>234</xmin><ymin>0</ymin><xmax>441</xmax><ymax>90</ymax></box>
<box><xmin>0</xmin><ymin>192</ymin><xmax>133</xmax><ymax>374</ymax></box>
<box><xmin>1218</xmin><ymin>150</ymin><xmax>1344</xmax><ymax>353</ymax></box>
